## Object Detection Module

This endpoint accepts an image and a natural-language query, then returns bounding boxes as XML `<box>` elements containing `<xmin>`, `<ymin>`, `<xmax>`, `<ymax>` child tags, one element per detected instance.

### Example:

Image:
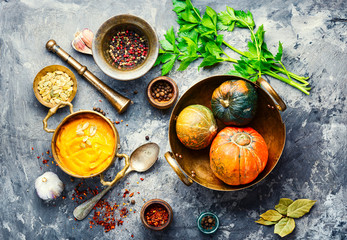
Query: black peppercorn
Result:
<box><xmin>151</xmin><ymin>81</ymin><xmax>174</xmax><ymax>102</ymax></box>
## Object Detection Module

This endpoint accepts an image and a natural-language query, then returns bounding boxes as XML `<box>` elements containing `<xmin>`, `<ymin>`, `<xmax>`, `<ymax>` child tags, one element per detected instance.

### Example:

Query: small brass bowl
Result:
<box><xmin>33</xmin><ymin>65</ymin><xmax>77</xmax><ymax>108</ymax></box>
<box><xmin>140</xmin><ymin>199</ymin><xmax>173</xmax><ymax>231</ymax></box>
<box><xmin>42</xmin><ymin>101</ymin><xmax>131</xmax><ymax>186</ymax></box>
<box><xmin>147</xmin><ymin>76</ymin><xmax>178</xmax><ymax>109</ymax></box>
<box><xmin>93</xmin><ymin>14</ymin><xmax>159</xmax><ymax>81</ymax></box>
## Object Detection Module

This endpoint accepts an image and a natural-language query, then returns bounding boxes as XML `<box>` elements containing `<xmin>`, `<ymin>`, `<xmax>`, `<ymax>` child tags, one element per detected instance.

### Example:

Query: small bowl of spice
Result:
<box><xmin>147</xmin><ymin>76</ymin><xmax>178</xmax><ymax>109</ymax></box>
<box><xmin>140</xmin><ymin>199</ymin><xmax>173</xmax><ymax>231</ymax></box>
<box><xmin>93</xmin><ymin>14</ymin><xmax>159</xmax><ymax>81</ymax></box>
<box><xmin>197</xmin><ymin>212</ymin><xmax>219</xmax><ymax>234</ymax></box>
<box><xmin>33</xmin><ymin>65</ymin><xmax>77</xmax><ymax>108</ymax></box>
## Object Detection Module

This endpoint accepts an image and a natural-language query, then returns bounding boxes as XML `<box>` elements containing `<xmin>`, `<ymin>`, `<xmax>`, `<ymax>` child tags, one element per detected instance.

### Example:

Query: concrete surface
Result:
<box><xmin>0</xmin><ymin>0</ymin><xmax>346</xmax><ymax>239</ymax></box>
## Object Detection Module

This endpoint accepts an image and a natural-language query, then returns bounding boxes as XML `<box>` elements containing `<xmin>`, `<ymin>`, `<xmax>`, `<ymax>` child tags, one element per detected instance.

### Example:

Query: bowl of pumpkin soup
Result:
<box><xmin>43</xmin><ymin>101</ymin><xmax>129</xmax><ymax>179</ymax></box>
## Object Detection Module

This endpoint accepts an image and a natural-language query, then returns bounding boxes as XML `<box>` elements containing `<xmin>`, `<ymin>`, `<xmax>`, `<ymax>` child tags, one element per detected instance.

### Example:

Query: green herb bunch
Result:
<box><xmin>155</xmin><ymin>0</ymin><xmax>311</xmax><ymax>95</ymax></box>
<box><xmin>256</xmin><ymin>198</ymin><xmax>316</xmax><ymax>237</ymax></box>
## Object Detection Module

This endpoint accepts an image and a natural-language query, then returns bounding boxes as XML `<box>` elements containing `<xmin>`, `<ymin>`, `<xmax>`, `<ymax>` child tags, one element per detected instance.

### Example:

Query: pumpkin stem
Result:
<box><xmin>234</xmin><ymin>133</ymin><xmax>251</xmax><ymax>146</ymax></box>
<box><xmin>220</xmin><ymin>99</ymin><xmax>229</xmax><ymax>108</ymax></box>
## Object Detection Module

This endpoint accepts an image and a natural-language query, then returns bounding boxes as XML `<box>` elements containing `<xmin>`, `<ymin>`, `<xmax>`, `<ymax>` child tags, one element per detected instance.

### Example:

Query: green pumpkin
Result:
<box><xmin>211</xmin><ymin>80</ymin><xmax>258</xmax><ymax>126</ymax></box>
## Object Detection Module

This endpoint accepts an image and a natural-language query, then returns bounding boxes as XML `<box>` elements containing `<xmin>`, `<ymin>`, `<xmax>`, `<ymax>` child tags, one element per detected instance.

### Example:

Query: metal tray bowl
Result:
<box><xmin>165</xmin><ymin>75</ymin><xmax>286</xmax><ymax>191</ymax></box>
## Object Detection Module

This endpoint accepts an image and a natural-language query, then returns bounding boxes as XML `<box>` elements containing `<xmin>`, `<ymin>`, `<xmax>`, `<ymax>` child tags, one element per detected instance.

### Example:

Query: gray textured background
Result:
<box><xmin>0</xmin><ymin>0</ymin><xmax>346</xmax><ymax>239</ymax></box>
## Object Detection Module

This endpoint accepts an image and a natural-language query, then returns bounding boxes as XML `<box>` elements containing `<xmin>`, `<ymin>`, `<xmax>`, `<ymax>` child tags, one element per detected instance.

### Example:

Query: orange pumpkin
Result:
<box><xmin>210</xmin><ymin>126</ymin><xmax>268</xmax><ymax>185</ymax></box>
<box><xmin>176</xmin><ymin>104</ymin><xmax>218</xmax><ymax>150</ymax></box>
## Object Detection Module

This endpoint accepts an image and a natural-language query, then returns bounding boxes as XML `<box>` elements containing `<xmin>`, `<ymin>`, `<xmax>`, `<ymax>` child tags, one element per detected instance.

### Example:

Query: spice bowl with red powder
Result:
<box><xmin>93</xmin><ymin>14</ymin><xmax>159</xmax><ymax>81</ymax></box>
<box><xmin>147</xmin><ymin>76</ymin><xmax>178</xmax><ymax>109</ymax></box>
<box><xmin>140</xmin><ymin>199</ymin><xmax>173</xmax><ymax>231</ymax></box>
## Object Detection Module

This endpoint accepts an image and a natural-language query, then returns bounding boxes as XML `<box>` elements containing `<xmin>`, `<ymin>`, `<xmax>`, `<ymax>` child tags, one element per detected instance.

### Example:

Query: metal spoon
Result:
<box><xmin>73</xmin><ymin>142</ymin><xmax>160</xmax><ymax>220</ymax></box>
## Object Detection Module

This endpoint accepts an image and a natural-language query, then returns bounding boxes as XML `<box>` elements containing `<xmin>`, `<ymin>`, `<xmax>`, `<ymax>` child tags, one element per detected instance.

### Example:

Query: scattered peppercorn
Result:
<box><xmin>133</xmin><ymin>90</ymin><xmax>138</xmax><ymax>94</ymax></box>
<box><xmin>201</xmin><ymin>215</ymin><xmax>216</xmax><ymax>230</ymax></box>
<box><xmin>145</xmin><ymin>136</ymin><xmax>149</xmax><ymax>141</ymax></box>
<box><xmin>131</xmin><ymin>200</ymin><xmax>136</xmax><ymax>205</ymax></box>
<box><xmin>151</xmin><ymin>81</ymin><xmax>174</xmax><ymax>102</ymax></box>
<box><xmin>93</xmin><ymin>107</ymin><xmax>106</xmax><ymax>116</ymax></box>
<box><xmin>109</xmin><ymin>29</ymin><xmax>148</xmax><ymax>70</ymax></box>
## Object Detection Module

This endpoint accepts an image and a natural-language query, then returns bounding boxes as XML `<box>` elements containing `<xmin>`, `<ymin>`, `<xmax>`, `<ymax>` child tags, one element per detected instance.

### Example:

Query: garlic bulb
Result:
<box><xmin>72</xmin><ymin>28</ymin><xmax>93</xmax><ymax>55</ymax></box>
<box><xmin>35</xmin><ymin>172</ymin><xmax>64</xmax><ymax>201</ymax></box>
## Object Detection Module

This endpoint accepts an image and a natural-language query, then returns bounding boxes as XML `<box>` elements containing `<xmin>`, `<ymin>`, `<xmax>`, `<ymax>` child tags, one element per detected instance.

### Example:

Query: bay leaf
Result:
<box><xmin>287</xmin><ymin>199</ymin><xmax>316</xmax><ymax>218</ymax></box>
<box><xmin>274</xmin><ymin>217</ymin><xmax>295</xmax><ymax>237</ymax></box>
<box><xmin>275</xmin><ymin>198</ymin><xmax>294</xmax><ymax>215</ymax></box>
<box><xmin>255</xmin><ymin>218</ymin><xmax>278</xmax><ymax>226</ymax></box>
<box><xmin>260</xmin><ymin>210</ymin><xmax>283</xmax><ymax>222</ymax></box>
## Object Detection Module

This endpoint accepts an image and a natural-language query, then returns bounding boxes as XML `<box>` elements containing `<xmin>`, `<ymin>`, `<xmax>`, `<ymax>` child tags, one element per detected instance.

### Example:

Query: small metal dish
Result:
<box><xmin>197</xmin><ymin>212</ymin><xmax>219</xmax><ymax>234</ymax></box>
<box><xmin>93</xmin><ymin>14</ymin><xmax>159</xmax><ymax>81</ymax></box>
<box><xmin>140</xmin><ymin>199</ymin><xmax>173</xmax><ymax>231</ymax></box>
<box><xmin>147</xmin><ymin>76</ymin><xmax>178</xmax><ymax>109</ymax></box>
<box><xmin>33</xmin><ymin>65</ymin><xmax>77</xmax><ymax>108</ymax></box>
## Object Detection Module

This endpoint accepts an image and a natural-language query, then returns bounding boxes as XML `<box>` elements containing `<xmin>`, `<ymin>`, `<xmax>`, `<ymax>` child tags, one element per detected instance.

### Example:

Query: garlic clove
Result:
<box><xmin>72</xmin><ymin>35</ymin><xmax>92</xmax><ymax>55</ymax></box>
<box><xmin>80</xmin><ymin>28</ymin><xmax>93</xmax><ymax>49</ymax></box>
<box><xmin>35</xmin><ymin>172</ymin><xmax>64</xmax><ymax>201</ymax></box>
<box><xmin>72</xmin><ymin>28</ymin><xmax>94</xmax><ymax>55</ymax></box>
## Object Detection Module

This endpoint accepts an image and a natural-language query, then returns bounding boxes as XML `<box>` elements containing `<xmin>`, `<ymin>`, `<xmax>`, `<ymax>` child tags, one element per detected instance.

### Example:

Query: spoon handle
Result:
<box><xmin>73</xmin><ymin>153</ymin><xmax>130</xmax><ymax>220</ymax></box>
<box><xmin>73</xmin><ymin>185</ymin><xmax>112</xmax><ymax>220</ymax></box>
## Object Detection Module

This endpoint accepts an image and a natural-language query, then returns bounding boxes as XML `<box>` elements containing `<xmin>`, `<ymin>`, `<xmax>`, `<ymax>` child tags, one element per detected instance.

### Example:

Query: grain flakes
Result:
<box><xmin>37</xmin><ymin>71</ymin><xmax>74</xmax><ymax>105</ymax></box>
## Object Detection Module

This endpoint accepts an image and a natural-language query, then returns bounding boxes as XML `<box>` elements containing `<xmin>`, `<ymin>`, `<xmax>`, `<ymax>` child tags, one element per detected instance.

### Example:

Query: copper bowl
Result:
<box><xmin>42</xmin><ymin>102</ymin><xmax>130</xmax><ymax>186</ymax></box>
<box><xmin>140</xmin><ymin>199</ymin><xmax>173</xmax><ymax>231</ymax></box>
<box><xmin>33</xmin><ymin>65</ymin><xmax>77</xmax><ymax>108</ymax></box>
<box><xmin>92</xmin><ymin>14</ymin><xmax>159</xmax><ymax>81</ymax></box>
<box><xmin>164</xmin><ymin>75</ymin><xmax>287</xmax><ymax>191</ymax></box>
<box><xmin>147</xmin><ymin>76</ymin><xmax>178</xmax><ymax>109</ymax></box>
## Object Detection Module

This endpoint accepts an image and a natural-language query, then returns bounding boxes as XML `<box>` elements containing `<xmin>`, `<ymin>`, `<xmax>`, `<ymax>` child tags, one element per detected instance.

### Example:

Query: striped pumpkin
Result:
<box><xmin>176</xmin><ymin>105</ymin><xmax>218</xmax><ymax>150</ymax></box>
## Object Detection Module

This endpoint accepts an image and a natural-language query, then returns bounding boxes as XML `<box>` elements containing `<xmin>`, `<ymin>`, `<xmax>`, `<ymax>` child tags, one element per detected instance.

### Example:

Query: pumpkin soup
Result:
<box><xmin>56</xmin><ymin>113</ymin><xmax>116</xmax><ymax>176</ymax></box>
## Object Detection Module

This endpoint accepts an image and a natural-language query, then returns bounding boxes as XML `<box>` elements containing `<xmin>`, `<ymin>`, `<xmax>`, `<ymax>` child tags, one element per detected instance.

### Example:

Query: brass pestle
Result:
<box><xmin>46</xmin><ymin>40</ymin><xmax>131</xmax><ymax>113</ymax></box>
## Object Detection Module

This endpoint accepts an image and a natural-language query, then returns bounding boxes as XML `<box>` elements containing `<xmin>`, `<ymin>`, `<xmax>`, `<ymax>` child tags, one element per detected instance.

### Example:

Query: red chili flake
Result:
<box><xmin>37</xmin><ymin>156</ymin><xmax>40</xmax><ymax>159</ymax></box>
<box><xmin>46</xmin><ymin>150</ymin><xmax>50</xmax><ymax>154</ymax></box>
<box><xmin>123</xmin><ymin>189</ymin><xmax>130</xmax><ymax>198</ymax></box>
<box><xmin>115</xmin><ymin>121</ymin><xmax>120</xmax><ymax>124</ymax></box>
<box><xmin>131</xmin><ymin>234</ymin><xmax>134</xmax><ymax>238</ymax></box>
<box><xmin>42</xmin><ymin>159</ymin><xmax>48</xmax><ymax>164</ymax></box>
<box><xmin>99</xmin><ymin>100</ymin><xmax>102</xmax><ymax>102</ymax></box>
<box><xmin>140</xmin><ymin>178</ymin><xmax>144</xmax><ymax>181</ymax></box>
<box><xmin>137</xmin><ymin>192</ymin><xmax>140</xmax><ymax>194</ymax></box>
<box><xmin>120</xmin><ymin>207</ymin><xmax>128</xmax><ymax>218</ymax></box>
<box><xmin>129</xmin><ymin>192</ymin><xmax>134</xmax><ymax>197</ymax></box>
<box><xmin>145</xmin><ymin>204</ymin><xmax>169</xmax><ymax>227</ymax></box>
<box><xmin>31</xmin><ymin>147</ymin><xmax>34</xmax><ymax>150</ymax></box>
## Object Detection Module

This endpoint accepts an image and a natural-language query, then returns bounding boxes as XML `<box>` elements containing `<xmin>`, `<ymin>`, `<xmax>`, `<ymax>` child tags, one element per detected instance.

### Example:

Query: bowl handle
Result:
<box><xmin>257</xmin><ymin>77</ymin><xmax>287</xmax><ymax>112</ymax></box>
<box><xmin>100</xmin><ymin>153</ymin><xmax>130</xmax><ymax>186</ymax></box>
<box><xmin>164</xmin><ymin>152</ymin><xmax>193</xmax><ymax>186</ymax></box>
<box><xmin>43</xmin><ymin>101</ymin><xmax>74</xmax><ymax>133</ymax></box>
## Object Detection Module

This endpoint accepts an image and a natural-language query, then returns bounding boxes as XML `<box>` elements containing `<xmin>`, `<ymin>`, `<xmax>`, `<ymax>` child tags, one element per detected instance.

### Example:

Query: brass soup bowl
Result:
<box><xmin>164</xmin><ymin>75</ymin><xmax>286</xmax><ymax>191</ymax></box>
<box><xmin>42</xmin><ymin>102</ymin><xmax>130</xmax><ymax>184</ymax></box>
<box><xmin>93</xmin><ymin>14</ymin><xmax>159</xmax><ymax>81</ymax></box>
